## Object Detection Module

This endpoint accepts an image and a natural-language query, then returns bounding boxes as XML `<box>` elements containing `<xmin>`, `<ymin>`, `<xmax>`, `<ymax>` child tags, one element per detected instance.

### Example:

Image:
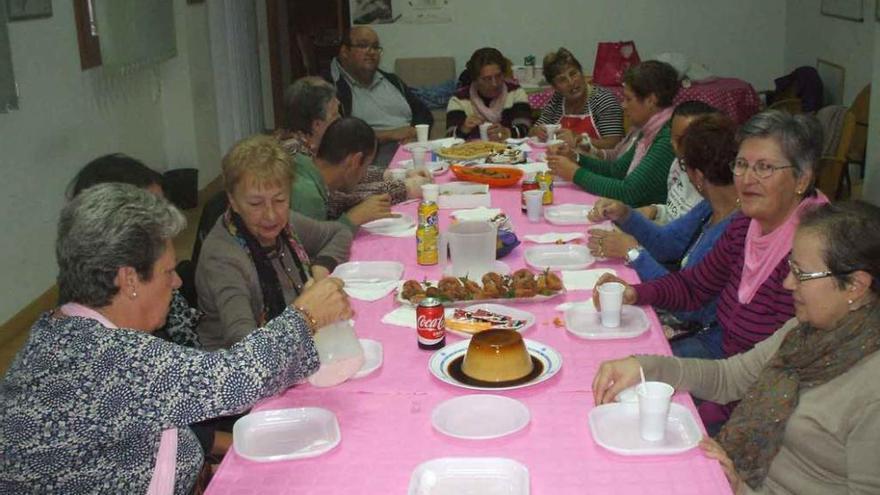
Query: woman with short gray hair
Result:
<box><xmin>0</xmin><ymin>183</ymin><xmax>352</xmax><ymax>494</ymax></box>
<box><xmin>280</xmin><ymin>76</ymin><xmax>431</xmax><ymax>224</ymax></box>
<box><xmin>593</xmin><ymin>109</ymin><xmax>828</xmax><ymax>430</ymax></box>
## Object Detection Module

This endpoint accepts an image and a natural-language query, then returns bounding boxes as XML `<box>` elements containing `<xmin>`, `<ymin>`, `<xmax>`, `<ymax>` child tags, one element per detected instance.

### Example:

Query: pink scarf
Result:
<box><xmin>60</xmin><ymin>303</ymin><xmax>178</xmax><ymax>495</ymax></box>
<box><xmin>469</xmin><ymin>82</ymin><xmax>508</xmax><ymax>123</ymax></box>
<box><xmin>738</xmin><ymin>192</ymin><xmax>829</xmax><ymax>304</ymax></box>
<box><xmin>627</xmin><ymin>106</ymin><xmax>674</xmax><ymax>175</ymax></box>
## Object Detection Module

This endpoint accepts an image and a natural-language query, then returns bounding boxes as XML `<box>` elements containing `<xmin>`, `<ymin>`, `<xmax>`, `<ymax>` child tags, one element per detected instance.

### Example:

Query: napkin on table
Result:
<box><xmin>561</xmin><ymin>268</ymin><xmax>618</xmax><ymax>291</ymax></box>
<box><xmin>381</xmin><ymin>305</ymin><xmax>455</xmax><ymax>329</ymax></box>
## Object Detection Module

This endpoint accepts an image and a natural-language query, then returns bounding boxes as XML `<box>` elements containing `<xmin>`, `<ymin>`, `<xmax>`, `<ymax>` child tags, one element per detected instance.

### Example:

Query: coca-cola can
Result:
<box><xmin>416</xmin><ymin>297</ymin><xmax>446</xmax><ymax>350</ymax></box>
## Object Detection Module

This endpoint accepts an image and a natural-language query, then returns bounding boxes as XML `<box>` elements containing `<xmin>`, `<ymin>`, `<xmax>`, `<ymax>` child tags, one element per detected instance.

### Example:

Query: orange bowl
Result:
<box><xmin>450</xmin><ymin>165</ymin><xmax>524</xmax><ymax>187</ymax></box>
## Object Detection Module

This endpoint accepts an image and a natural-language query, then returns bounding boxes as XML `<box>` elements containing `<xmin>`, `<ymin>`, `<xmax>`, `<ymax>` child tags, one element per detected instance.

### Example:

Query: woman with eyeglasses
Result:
<box><xmin>593</xmin><ymin>110</ymin><xmax>828</xmax><ymax>427</ymax></box>
<box><xmin>592</xmin><ymin>201</ymin><xmax>880</xmax><ymax>495</ymax></box>
<box><xmin>446</xmin><ymin>47</ymin><xmax>533</xmax><ymax>141</ymax></box>
<box><xmin>585</xmin><ymin>114</ymin><xmax>740</xmax><ymax>359</ymax></box>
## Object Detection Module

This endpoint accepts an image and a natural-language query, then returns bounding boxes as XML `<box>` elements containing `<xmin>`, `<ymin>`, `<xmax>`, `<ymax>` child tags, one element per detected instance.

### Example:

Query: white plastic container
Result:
<box><xmin>308</xmin><ymin>320</ymin><xmax>365</xmax><ymax>387</ymax></box>
<box><xmin>437</xmin><ymin>182</ymin><xmax>491</xmax><ymax>209</ymax></box>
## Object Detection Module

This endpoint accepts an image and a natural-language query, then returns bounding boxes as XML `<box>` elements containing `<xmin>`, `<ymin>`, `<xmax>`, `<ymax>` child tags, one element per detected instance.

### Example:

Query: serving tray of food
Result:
<box><xmin>397</xmin><ymin>268</ymin><xmax>565</xmax><ymax>307</ymax></box>
<box><xmin>450</xmin><ymin>164</ymin><xmax>524</xmax><ymax>187</ymax></box>
<box><xmin>436</xmin><ymin>141</ymin><xmax>508</xmax><ymax>161</ymax></box>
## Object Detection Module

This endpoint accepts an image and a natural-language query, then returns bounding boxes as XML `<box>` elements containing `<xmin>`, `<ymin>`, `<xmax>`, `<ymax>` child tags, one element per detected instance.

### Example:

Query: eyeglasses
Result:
<box><xmin>730</xmin><ymin>158</ymin><xmax>795</xmax><ymax>179</ymax></box>
<box><xmin>348</xmin><ymin>43</ymin><xmax>383</xmax><ymax>53</ymax></box>
<box><xmin>786</xmin><ymin>258</ymin><xmax>835</xmax><ymax>283</ymax></box>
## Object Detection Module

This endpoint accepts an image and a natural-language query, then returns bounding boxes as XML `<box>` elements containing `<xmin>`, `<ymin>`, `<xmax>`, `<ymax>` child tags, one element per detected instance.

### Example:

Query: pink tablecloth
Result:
<box><xmin>529</xmin><ymin>78</ymin><xmax>761</xmax><ymax>125</ymax></box>
<box><xmin>206</xmin><ymin>148</ymin><xmax>732</xmax><ymax>494</ymax></box>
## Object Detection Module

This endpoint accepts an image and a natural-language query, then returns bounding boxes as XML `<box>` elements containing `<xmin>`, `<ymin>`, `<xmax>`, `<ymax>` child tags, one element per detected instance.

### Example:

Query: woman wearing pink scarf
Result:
<box><xmin>547</xmin><ymin>60</ymin><xmax>679</xmax><ymax>206</ymax></box>
<box><xmin>594</xmin><ymin>110</ymin><xmax>828</xmax><ymax>431</ymax></box>
<box><xmin>445</xmin><ymin>47</ymin><xmax>533</xmax><ymax>141</ymax></box>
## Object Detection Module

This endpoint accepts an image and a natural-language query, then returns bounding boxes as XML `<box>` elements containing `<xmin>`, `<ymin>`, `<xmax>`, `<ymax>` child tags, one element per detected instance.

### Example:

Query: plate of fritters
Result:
<box><xmin>436</xmin><ymin>141</ymin><xmax>508</xmax><ymax>161</ymax></box>
<box><xmin>397</xmin><ymin>268</ymin><xmax>565</xmax><ymax>307</ymax></box>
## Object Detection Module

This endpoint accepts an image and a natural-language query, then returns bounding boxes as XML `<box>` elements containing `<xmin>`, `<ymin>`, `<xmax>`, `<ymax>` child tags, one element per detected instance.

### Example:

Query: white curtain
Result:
<box><xmin>207</xmin><ymin>0</ymin><xmax>265</xmax><ymax>154</ymax></box>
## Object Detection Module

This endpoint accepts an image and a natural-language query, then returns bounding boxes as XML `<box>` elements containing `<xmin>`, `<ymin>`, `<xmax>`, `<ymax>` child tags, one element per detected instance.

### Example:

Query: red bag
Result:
<box><xmin>592</xmin><ymin>41</ymin><xmax>641</xmax><ymax>86</ymax></box>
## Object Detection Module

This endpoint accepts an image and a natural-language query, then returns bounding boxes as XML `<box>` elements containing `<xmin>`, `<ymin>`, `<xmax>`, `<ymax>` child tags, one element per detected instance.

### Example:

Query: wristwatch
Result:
<box><xmin>625</xmin><ymin>247</ymin><xmax>642</xmax><ymax>265</ymax></box>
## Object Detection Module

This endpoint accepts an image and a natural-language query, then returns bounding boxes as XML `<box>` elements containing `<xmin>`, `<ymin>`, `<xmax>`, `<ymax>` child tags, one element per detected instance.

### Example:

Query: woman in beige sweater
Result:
<box><xmin>593</xmin><ymin>201</ymin><xmax>880</xmax><ymax>495</ymax></box>
<box><xmin>196</xmin><ymin>135</ymin><xmax>353</xmax><ymax>351</ymax></box>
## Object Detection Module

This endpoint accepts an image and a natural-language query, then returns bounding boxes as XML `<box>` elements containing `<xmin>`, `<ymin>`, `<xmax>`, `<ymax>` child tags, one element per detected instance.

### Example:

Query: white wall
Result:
<box><xmin>785</xmin><ymin>0</ymin><xmax>874</xmax><ymax>105</ymax></box>
<box><xmin>0</xmin><ymin>1</ymin><xmax>221</xmax><ymax>323</ymax></box>
<box><xmin>372</xmin><ymin>0</ymin><xmax>787</xmax><ymax>90</ymax></box>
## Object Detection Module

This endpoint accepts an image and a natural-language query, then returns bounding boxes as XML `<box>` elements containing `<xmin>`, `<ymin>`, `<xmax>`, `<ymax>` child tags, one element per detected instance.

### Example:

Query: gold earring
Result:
<box><xmin>131</xmin><ymin>291</ymin><xmax>138</xmax><ymax>298</ymax></box>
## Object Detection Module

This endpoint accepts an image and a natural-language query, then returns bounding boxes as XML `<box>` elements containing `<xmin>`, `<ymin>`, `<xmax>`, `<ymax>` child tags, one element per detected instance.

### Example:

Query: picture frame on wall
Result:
<box><xmin>821</xmin><ymin>0</ymin><xmax>864</xmax><ymax>21</ymax></box>
<box><xmin>6</xmin><ymin>0</ymin><xmax>53</xmax><ymax>21</ymax></box>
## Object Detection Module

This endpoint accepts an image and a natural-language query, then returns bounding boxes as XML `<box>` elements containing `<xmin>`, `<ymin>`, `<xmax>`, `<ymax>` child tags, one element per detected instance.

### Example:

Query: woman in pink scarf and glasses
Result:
<box><xmin>593</xmin><ymin>110</ymin><xmax>828</xmax><ymax>432</ymax></box>
<box><xmin>445</xmin><ymin>47</ymin><xmax>533</xmax><ymax>141</ymax></box>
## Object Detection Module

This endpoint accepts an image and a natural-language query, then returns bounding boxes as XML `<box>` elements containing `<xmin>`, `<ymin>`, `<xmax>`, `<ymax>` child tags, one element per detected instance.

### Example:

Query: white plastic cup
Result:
<box><xmin>637</xmin><ymin>381</ymin><xmax>674</xmax><ymax>441</ymax></box>
<box><xmin>479</xmin><ymin>122</ymin><xmax>492</xmax><ymax>141</ymax></box>
<box><xmin>544</xmin><ymin>123</ymin><xmax>561</xmax><ymax>142</ymax></box>
<box><xmin>415</xmin><ymin>124</ymin><xmax>429</xmax><ymax>143</ymax></box>
<box><xmin>597</xmin><ymin>282</ymin><xmax>625</xmax><ymax>328</ymax></box>
<box><xmin>411</xmin><ymin>147</ymin><xmax>428</xmax><ymax>167</ymax></box>
<box><xmin>524</xmin><ymin>190</ymin><xmax>544</xmax><ymax>223</ymax></box>
<box><xmin>389</xmin><ymin>168</ymin><xmax>407</xmax><ymax>181</ymax></box>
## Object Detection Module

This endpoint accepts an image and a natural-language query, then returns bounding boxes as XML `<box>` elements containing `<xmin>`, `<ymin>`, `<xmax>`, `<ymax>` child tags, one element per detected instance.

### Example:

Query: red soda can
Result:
<box><xmin>417</xmin><ymin>297</ymin><xmax>446</xmax><ymax>350</ymax></box>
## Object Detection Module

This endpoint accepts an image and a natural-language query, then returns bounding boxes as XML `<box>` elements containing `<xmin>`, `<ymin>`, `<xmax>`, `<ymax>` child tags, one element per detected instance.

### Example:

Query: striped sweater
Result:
<box><xmin>634</xmin><ymin>213</ymin><xmax>794</xmax><ymax>356</ymax></box>
<box><xmin>534</xmin><ymin>86</ymin><xmax>624</xmax><ymax>138</ymax></box>
<box><xmin>573</xmin><ymin>124</ymin><xmax>674</xmax><ymax>207</ymax></box>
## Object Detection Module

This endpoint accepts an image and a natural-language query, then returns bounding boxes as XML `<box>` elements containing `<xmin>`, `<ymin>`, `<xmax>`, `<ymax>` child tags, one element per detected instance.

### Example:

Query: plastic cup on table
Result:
<box><xmin>637</xmin><ymin>381</ymin><xmax>674</xmax><ymax>441</ymax></box>
<box><xmin>411</xmin><ymin>146</ymin><xmax>428</xmax><ymax>168</ymax></box>
<box><xmin>524</xmin><ymin>190</ymin><xmax>544</xmax><ymax>223</ymax></box>
<box><xmin>479</xmin><ymin>122</ymin><xmax>492</xmax><ymax>141</ymax></box>
<box><xmin>415</xmin><ymin>124</ymin><xmax>429</xmax><ymax>143</ymax></box>
<box><xmin>597</xmin><ymin>282</ymin><xmax>624</xmax><ymax>327</ymax></box>
<box><xmin>544</xmin><ymin>123</ymin><xmax>561</xmax><ymax>142</ymax></box>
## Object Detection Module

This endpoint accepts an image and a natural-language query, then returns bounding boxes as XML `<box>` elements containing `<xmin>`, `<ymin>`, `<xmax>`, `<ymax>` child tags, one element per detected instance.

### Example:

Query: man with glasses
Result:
<box><xmin>327</xmin><ymin>26</ymin><xmax>433</xmax><ymax>166</ymax></box>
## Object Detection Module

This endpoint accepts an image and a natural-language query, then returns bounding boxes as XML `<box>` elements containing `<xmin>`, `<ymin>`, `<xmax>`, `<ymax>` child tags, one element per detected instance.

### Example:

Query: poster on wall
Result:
<box><xmin>351</xmin><ymin>0</ymin><xmax>451</xmax><ymax>25</ymax></box>
<box><xmin>351</xmin><ymin>0</ymin><xmax>395</xmax><ymax>24</ymax></box>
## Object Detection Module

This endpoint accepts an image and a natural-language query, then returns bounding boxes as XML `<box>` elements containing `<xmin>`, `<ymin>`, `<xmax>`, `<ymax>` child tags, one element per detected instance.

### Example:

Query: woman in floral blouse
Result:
<box><xmin>0</xmin><ymin>184</ymin><xmax>352</xmax><ymax>494</ymax></box>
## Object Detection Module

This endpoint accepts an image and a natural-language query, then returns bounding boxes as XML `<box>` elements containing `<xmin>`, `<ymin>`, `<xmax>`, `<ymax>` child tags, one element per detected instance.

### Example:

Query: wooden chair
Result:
<box><xmin>815</xmin><ymin>105</ymin><xmax>856</xmax><ymax>199</ymax></box>
<box><xmin>766</xmin><ymin>97</ymin><xmax>803</xmax><ymax>114</ymax></box>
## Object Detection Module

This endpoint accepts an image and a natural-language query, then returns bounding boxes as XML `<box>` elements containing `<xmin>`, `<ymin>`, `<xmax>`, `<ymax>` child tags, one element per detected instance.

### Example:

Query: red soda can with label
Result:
<box><xmin>521</xmin><ymin>178</ymin><xmax>539</xmax><ymax>211</ymax></box>
<box><xmin>416</xmin><ymin>297</ymin><xmax>446</xmax><ymax>350</ymax></box>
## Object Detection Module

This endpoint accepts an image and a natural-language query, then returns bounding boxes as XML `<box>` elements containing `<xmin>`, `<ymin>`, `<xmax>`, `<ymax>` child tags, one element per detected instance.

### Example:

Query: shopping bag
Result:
<box><xmin>592</xmin><ymin>41</ymin><xmax>641</xmax><ymax>86</ymax></box>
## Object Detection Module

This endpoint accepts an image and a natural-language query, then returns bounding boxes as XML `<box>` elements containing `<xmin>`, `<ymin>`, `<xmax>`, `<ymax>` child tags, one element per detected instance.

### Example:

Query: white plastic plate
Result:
<box><xmin>524</xmin><ymin>244</ymin><xmax>595</xmax><ymax>270</ymax></box>
<box><xmin>543</xmin><ymin>204</ymin><xmax>593</xmax><ymax>225</ymax></box>
<box><xmin>431</xmin><ymin>395</ymin><xmax>530</xmax><ymax>440</ymax></box>
<box><xmin>353</xmin><ymin>339</ymin><xmax>383</xmax><ymax>379</ymax></box>
<box><xmin>332</xmin><ymin>261</ymin><xmax>404</xmax><ymax>284</ymax></box>
<box><xmin>232</xmin><ymin>408</ymin><xmax>340</xmax><ymax>462</ymax></box>
<box><xmin>588</xmin><ymin>402</ymin><xmax>701</xmax><ymax>456</ymax></box>
<box><xmin>527</xmin><ymin>137</ymin><xmax>563</xmax><ymax>148</ymax></box>
<box><xmin>522</xmin><ymin>232</ymin><xmax>585</xmax><ymax>244</ymax></box>
<box><xmin>564</xmin><ymin>304</ymin><xmax>650</xmax><ymax>340</ymax></box>
<box><xmin>408</xmin><ymin>457</ymin><xmax>530</xmax><ymax>495</ymax></box>
<box><xmin>398</xmin><ymin>159</ymin><xmax>450</xmax><ymax>176</ymax></box>
<box><xmin>403</xmin><ymin>137</ymin><xmax>465</xmax><ymax>152</ymax></box>
<box><xmin>428</xmin><ymin>339</ymin><xmax>562</xmax><ymax>391</ymax></box>
<box><xmin>361</xmin><ymin>213</ymin><xmax>415</xmax><ymax>234</ymax></box>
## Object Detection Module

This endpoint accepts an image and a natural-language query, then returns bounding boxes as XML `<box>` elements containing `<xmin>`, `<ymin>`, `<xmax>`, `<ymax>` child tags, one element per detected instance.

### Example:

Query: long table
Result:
<box><xmin>206</xmin><ymin>148</ymin><xmax>732</xmax><ymax>494</ymax></box>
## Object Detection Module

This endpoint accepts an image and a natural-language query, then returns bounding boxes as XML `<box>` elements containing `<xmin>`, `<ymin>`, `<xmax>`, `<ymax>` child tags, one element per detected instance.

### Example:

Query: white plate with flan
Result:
<box><xmin>427</xmin><ymin>338</ymin><xmax>562</xmax><ymax>391</ymax></box>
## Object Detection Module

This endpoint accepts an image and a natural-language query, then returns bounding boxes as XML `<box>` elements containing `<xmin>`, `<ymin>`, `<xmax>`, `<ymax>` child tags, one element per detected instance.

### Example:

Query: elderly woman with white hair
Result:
<box><xmin>0</xmin><ymin>184</ymin><xmax>352</xmax><ymax>494</ymax></box>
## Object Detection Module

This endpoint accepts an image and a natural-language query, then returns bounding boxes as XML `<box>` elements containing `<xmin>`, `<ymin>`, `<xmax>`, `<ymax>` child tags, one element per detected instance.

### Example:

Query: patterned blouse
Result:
<box><xmin>0</xmin><ymin>307</ymin><xmax>319</xmax><ymax>494</ymax></box>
